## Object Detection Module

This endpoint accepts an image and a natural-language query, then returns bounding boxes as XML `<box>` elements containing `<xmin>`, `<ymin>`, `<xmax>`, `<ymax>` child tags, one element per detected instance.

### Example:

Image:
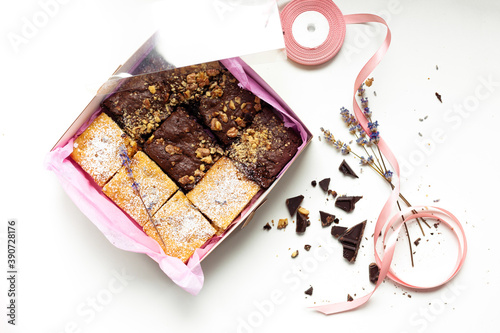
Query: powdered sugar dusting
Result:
<box><xmin>187</xmin><ymin>157</ymin><xmax>260</xmax><ymax>230</ymax></box>
<box><xmin>150</xmin><ymin>191</ymin><xmax>216</xmax><ymax>262</ymax></box>
<box><xmin>71</xmin><ymin>113</ymin><xmax>137</xmax><ymax>187</ymax></box>
<box><xmin>103</xmin><ymin>151</ymin><xmax>178</xmax><ymax>227</ymax></box>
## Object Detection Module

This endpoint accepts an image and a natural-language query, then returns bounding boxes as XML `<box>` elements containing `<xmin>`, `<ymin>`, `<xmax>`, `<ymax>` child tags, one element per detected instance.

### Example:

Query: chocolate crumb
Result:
<box><xmin>347</xmin><ymin>294</ymin><xmax>354</xmax><ymax>302</ymax></box>
<box><xmin>339</xmin><ymin>159</ymin><xmax>358</xmax><ymax>178</ymax></box>
<box><xmin>414</xmin><ymin>238</ymin><xmax>421</xmax><ymax>246</ymax></box>
<box><xmin>263</xmin><ymin>223</ymin><xmax>272</xmax><ymax>231</ymax></box>
<box><xmin>434</xmin><ymin>223</ymin><xmax>439</xmax><ymax>228</ymax></box>
<box><xmin>304</xmin><ymin>244</ymin><xmax>311</xmax><ymax>251</ymax></box>
<box><xmin>319</xmin><ymin>178</ymin><xmax>330</xmax><ymax>192</ymax></box>
<box><xmin>286</xmin><ymin>195</ymin><xmax>304</xmax><ymax>215</ymax></box>
<box><xmin>305</xmin><ymin>286</ymin><xmax>313</xmax><ymax>296</ymax></box>
<box><xmin>369</xmin><ymin>262</ymin><xmax>380</xmax><ymax>284</ymax></box>
<box><xmin>435</xmin><ymin>92</ymin><xmax>442</xmax><ymax>103</ymax></box>
<box><xmin>311</xmin><ymin>180</ymin><xmax>317</xmax><ymax>187</ymax></box>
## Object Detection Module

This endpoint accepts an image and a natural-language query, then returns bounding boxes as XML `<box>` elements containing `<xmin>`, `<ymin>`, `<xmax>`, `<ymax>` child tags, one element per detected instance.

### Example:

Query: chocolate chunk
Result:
<box><xmin>305</xmin><ymin>286</ymin><xmax>313</xmax><ymax>296</ymax></box>
<box><xmin>369</xmin><ymin>262</ymin><xmax>380</xmax><ymax>284</ymax></box>
<box><xmin>304</xmin><ymin>244</ymin><xmax>311</xmax><ymax>251</ymax></box>
<box><xmin>347</xmin><ymin>294</ymin><xmax>354</xmax><ymax>302</ymax></box>
<box><xmin>435</xmin><ymin>92</ymin><xmax>442</xmax><ymax>103</ymax></box>
<box><xmin>319</xmin><ymin>178</ymin><xmax>330</xmax><ymax>192</ymax></box>
<box><xmin>331</xmin><ymin>226</ymin><xmax>347</xmax><ymax>238</ymax></box>
<box><xmin>414</xmin><ymin>238</ymin><xmax>421</xmax><ymax>246</ymax></box>
<box><xmin>339</xmin><ymin>159</ymin><xmax>358</xmax><ymax>178</ymax></box>
<box><xmin>286</xmin><ymin>195</ymin><xmax>304</xmax><ymax>215</ymax></box>
<box><xmin>335</xmin><ymin>196</ymin><xmax>362</xmax><ymax>212</ymax></box>
<box><xmin>263</xmin><ymin>223</ymin><xmax>272</xmax><ymax>231</ymax></box>
<box><xmin>311</xmin><ymin>180</ymin><xmax>317</xmax><ymax>187</ymax></box>
<box><xmin>296</xmin><ymin>211</ymin><xmax>310</xmax><ymax>233</ymax></box>
<box><xmin>319</xmin><ymin>211</ymin><xmax>336</xmax><ymax>227</ymax></box>
<box><xmin>338</xmin><ymin>220</ymin><xmax>366</xmax><ymax>262</ymax></box>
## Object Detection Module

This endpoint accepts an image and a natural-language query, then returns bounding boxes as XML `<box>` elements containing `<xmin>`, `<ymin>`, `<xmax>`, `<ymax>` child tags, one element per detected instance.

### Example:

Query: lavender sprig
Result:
<box><xmin>322</xmin><ymin>79</ymin><xmax>432</xmax><ymax>267</ymax></box>
<box><xmin>118</xmin><ymin>145</ymin><xmax>167</xmax><ymax>251</ymax></box>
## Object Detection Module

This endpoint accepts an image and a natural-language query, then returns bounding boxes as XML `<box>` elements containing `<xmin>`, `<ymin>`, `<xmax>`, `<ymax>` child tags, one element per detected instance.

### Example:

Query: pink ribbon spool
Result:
<box><xmin>280</xmin><ymin>0</ymin><xmax>346</xmax><ymax>65</ymax></box>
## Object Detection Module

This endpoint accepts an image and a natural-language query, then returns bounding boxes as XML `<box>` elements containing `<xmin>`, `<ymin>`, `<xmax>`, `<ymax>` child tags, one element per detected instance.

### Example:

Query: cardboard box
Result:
<box><xmin>47</xmin><ymin>32</ymin><xmax>312</xmax><ymax>294</ymax></box>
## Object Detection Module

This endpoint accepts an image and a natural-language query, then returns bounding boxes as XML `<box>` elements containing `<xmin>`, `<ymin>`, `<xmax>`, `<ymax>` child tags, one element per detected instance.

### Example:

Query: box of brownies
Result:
<box><xmin>46</xmin><ymin>32</ymin><xmax>312</xmax><ymax>294</ymax></box>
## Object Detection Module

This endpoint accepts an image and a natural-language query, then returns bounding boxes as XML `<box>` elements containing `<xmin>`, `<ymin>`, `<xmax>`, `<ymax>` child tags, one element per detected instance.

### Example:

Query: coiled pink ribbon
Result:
<box><xmin>280</xmin><ymin>0</ymin><xmax>468</xmax><ymax>315</ymax></box>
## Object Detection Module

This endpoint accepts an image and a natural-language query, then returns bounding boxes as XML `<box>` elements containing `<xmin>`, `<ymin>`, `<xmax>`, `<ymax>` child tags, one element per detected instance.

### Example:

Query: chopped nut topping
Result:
<box><xmin>219</xmin><ymin>112</ymin><xmax>228</xmax><ymax>123</ymax></box>
<box><xmin>240</xmin><ymin>102</ymin><xmax>247</xmax><ymax>110</ymax></box>
<box><xmin>143</xmin><ymin>99</ymin><xmax>151</xmax><ymax>108</ymax></box>
<box><xmin>210</xmin><ymin>118</ymin><xmax>222</xmax><ymax>131</ymax></box>
<box><xmin>298</xmin><ymin>207</ymin><xmax>309</xmax><ymax>216</ymax></box>
<box><xmin>199</xmin><ymin>164</ymin><xmax>206</xmax><ymax>172</ymax></box>
<box><xmin>213</xmin><ymin>88</ymin><xmax>223</xmax><ymax>97</ymax></box>
<box><xmin>291</xmin><ymin>250</ymin><xmax>299</xmax><ymax>258</ymax></box>
<box><xmin>206</xmin><ymin>68</ymin><xmax>220</xmax><ymax>77</ymax></box>
<box><xmin>235</xmin><ymin>117</ymin><xmax>246</xmax><ymax>128</ymax></box>
<box><xmin>148</xmin><ymin>85</ymin><xmax>156</xmax><ymax>94</ymax></box>
<box><xmin>254</xmin><ymin>96</ymin><xmax>260</xmax><ymax>103</ymax></box>
<box><xmin>194</xmin><ymin>169</ymin><xmax>205</xmax><ymax>177</ymax></box>
<box><xmin>178</xmin><ymin>175</ymin><xmax>190</xmax><ymax>185</ymax></box>
<box><xmin>201</xmin><ymin>155</ymin><xmax>213</xmax><ymax>164</ymax></box>
<box><xmin>226</xmin><ymin>127</ymin><xmax>238</xmax><ymax>138</ymax></box>
<box><xmin>196</xmin><ymin>72</ymin><xmax>209</xmax><ymax>87</ymax></box>
<box><xmin>195</xmin><ymin>147</ymin><xmax>211</xmax><ymax>158</ymax></box>
<box><xmin>229</xmin><ymin>100</ymin><xmax>236</xmax><ymax>110</ymax></box>
<box><xmin>186</xmin><ymin>73</ymin><xmax>196</xmax><ymax>84</ymax></box>
<box><xmin>254</xmin><ymin>103</ymin><xmax>262</xmax><ymax>111</ymax></box>
<box><xmin>165</xmin><ymin>144</ymin><xmax>182</xmax><ymax>155</ymax></box>
<box><xmin>234</xmin><ymin>96</ymin><xmax>241</xmax><ymax>104</ymax></box>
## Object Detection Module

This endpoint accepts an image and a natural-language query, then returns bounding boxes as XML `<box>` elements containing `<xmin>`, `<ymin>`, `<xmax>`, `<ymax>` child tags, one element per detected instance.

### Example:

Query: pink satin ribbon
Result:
<box><xmin>280</xmin><ymin>0</ymin><xmax>468</xmax><ymax>315</ymax></box>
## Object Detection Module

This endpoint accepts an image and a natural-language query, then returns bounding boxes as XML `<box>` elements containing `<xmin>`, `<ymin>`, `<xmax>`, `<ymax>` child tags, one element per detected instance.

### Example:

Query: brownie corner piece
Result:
<box><xmin>228</xmin><ymin>107</ymin><xmax>302</xmax><ymax>188</ymax></box>
<box><xmin>143</xmin><ymin>108</ymin><xmax>224</xmax><ymax>190</ymax></box>
<box><xmin>101</xmin><ymin>73</ymin><xmax>173</xmax><ymax>143</ymax></box>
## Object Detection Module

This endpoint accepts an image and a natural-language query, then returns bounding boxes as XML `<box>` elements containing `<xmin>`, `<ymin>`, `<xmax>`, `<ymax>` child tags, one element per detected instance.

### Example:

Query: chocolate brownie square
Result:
<box><xmin>197</xmin><ymin>71</ymin><xmax>263</xmax><ymax>145</ymax></box>
<box><xmin>143</xmin><ymin>108</ymin><xmax>224</xmax><ymax>191</ymax></box>
<box><xmin>102</xmin><ymin>72</ymin><xmax>173</xmax><ymax>143</ymax></box>
<box><xmin>228</xmin><ymin>107</ymin><xmax>302</xmax><ymax>188</ymax></box>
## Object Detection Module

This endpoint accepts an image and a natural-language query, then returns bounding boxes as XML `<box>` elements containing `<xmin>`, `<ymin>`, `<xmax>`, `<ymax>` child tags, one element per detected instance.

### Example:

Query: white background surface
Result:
<box><xmin>1</xmin><ymin>0</ymin><xmax>499</xmax><ymax>332</ymax></box>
